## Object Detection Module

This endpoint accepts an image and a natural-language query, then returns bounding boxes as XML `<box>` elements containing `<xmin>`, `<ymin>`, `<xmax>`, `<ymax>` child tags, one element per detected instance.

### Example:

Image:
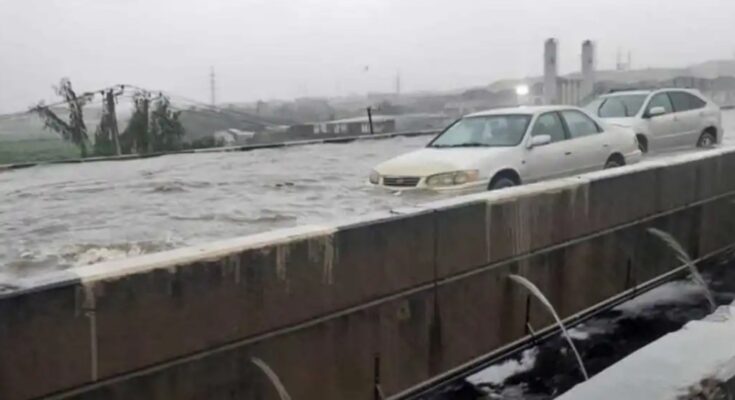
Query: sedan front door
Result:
<box><xmin>524</xmin><ymin>112</ymin><xmax>573</xmax><ymax>182</ymax></box>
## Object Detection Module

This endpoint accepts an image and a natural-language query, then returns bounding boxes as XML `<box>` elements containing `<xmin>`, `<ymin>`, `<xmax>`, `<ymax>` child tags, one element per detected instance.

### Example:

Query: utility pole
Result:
<box><xmin>144</xmin><ymin>93</ymin><xmax>152</xmax><ymax>154</ymax></box>
<box><xmin>106</xmin><ymin>89</ymin><xmax>122</xmax><ymax>155</ymax></box>
<box><xmin>210</xmin><ymin>66</ymin><xmax>216</xmax><ymax>106</ymax></box>
<box><xmin>366</xmin><ymin>106</ymin><xmax>374</xmax><ymax>135</ymax></box>
<box><xmin>395</xmin><ymin>71</ymin><xmax>401</xmax><ymax>96</ymax></box>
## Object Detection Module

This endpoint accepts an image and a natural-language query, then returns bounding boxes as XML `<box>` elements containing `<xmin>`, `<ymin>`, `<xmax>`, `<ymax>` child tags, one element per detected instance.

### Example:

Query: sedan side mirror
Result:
<box><xmin>647</xmin><ymin>106</ymin><xmax>667</xmax><ymax>118</ymax></box>
<box><xmin>528</xmin><ymin>134</ymin><xmax>552</xmax><ymax>148</ymax></box>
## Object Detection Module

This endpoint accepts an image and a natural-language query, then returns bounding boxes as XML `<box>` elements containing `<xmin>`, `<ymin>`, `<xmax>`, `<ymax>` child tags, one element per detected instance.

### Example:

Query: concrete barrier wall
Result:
<box><xmin>3</xmin><ymin>148</ymin><xmax>735</xmax><ymax>400</ymax></box>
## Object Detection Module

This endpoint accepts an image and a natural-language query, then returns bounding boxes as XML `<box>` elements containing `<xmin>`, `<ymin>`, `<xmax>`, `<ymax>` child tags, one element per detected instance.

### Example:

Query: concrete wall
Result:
<box><xmin>3</xmin><ymin>148</ymin><xmax>735</xmax><ymax>400</ymax></box>
<box><xmin>581</xmin><ymin>40</ymin><xmax>596</xmax><ymax>100</ymax></box>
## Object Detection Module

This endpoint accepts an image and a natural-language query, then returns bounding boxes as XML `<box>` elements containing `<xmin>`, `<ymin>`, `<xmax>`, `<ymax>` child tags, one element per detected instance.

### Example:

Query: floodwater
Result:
<box><xmin>2</xmin><ymin>110</ymin><xmax>734</xmax><ymax>280</ymax></box>
<box><xmin>0</xmin><ymin>135</ymin><xmax>438</xmax><ymax>279</ymax></box>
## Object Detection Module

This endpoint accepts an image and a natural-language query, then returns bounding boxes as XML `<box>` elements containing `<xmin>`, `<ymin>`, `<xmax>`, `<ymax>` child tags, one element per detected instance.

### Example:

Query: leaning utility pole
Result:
<box><xmin>105</xmin><ymin>89</ymin><xmax>122</xmax><ymax>155</ymax></box>
<box><xmin>395</xmin><ymin>71</ymin><xmax>401</xmax><ymax>96</ymax></box>
<box><xmin>144</xmin><ymin>94</ymin><xmax>153</xmax><ymax>153</ymax></box>
<box><xmin>366</xmin><ymin>106</ymin><xmax>374</xmax><ymax>135</ymax></box>
<box><xmin>210</xmin><ymin>66</ymin><xmax>216</xmax><ymax>105</ymax></box>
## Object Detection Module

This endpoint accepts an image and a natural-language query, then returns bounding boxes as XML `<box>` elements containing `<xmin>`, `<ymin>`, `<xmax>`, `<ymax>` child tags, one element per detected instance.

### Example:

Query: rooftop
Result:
<box><xmin>325</xmin><ymin>115</ymin><xmax>394</xmax><ymax>124</ymax></box>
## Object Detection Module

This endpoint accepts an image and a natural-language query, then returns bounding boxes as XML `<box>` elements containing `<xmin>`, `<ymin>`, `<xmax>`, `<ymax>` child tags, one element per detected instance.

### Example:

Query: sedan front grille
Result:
<box><xmin>383</xmin><ymin>176</ymin><xmax>420</xmax><ymax>187</ymax></box>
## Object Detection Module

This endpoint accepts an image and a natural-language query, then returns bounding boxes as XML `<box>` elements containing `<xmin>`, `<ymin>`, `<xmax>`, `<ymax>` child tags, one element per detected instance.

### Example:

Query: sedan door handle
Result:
<box><xmin>603</xmin><ymin>144</ymin><xmax>609</xmax><ymax>148</ymax></box>
<box><xmin>565</xmin><ymin>151</ymin><xmax>572</xmax><ymax>155</ymax></box>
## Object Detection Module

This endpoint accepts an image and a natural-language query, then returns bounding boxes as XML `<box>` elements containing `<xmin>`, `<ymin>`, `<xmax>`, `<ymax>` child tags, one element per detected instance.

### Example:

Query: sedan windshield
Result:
<box><xmin>593</xmin><ymin>94</ymin><xmax>648</xmax><ymax>118</ymax></box>
<box><xmin>429</xmin><ymin>115</ymin><xmax>531</xmax><ymax>148</ymax></box>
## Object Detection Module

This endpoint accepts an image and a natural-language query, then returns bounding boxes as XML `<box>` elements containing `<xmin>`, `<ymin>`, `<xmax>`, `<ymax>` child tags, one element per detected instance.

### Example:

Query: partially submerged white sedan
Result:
<box><xmin>369</xmin><ymin>105</ymin><xmax>642</xmax><ymax>192</ymax></box>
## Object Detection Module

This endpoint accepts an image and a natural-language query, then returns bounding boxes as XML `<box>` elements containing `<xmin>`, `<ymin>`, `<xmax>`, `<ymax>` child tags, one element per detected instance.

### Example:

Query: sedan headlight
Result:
<box><xmin>369</xmin><ymin>170</ymin><xmax>380</xmax><ymax>185</ymax></box>
<box><xmin>426</xmin><ymin>170</ymin><xmax>479</xmax><ymax>187</ymax></box>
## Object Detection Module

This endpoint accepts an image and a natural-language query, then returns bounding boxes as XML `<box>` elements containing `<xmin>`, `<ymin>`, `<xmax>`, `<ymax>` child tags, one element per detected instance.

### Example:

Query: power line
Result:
<box><xmin>0</xmin><ymin>83</ymin><xmax>286</xmax><ymax>127</ymax></box>
<box><xmin>0</xmin><ymin>84</ymin><xmax>125</xmax><ymax>121</ymax></box>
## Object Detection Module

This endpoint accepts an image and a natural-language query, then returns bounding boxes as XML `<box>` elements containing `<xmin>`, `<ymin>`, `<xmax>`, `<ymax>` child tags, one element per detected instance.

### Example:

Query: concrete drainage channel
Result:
<box><xmin>418</xmin><ymin>251</ymin><xmax>735</xmax><ymax>400</ymax></box>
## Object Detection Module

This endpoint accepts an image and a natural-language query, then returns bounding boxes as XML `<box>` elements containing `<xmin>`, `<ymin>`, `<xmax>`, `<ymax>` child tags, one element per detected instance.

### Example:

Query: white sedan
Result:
<box><xmin>369</xmin><ymin>105</ymin><xmax>642</xmax><ymax>192</ymax></box>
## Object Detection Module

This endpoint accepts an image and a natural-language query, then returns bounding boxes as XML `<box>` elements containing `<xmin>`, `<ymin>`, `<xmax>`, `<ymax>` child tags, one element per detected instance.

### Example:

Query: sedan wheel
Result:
<box><xmin>489</xmin><ymin>177</ymin><xmax>516</xmax><ymax>190</ymax></box>
<box><xmin>604</xmin><ymin>160</ymin><xmax>622</xmax><ymax>169</ymax></box>
<box><xmin>697</xmin><ymin>131</ymin><xmax>716</xmax><ymax>148</ymax></box>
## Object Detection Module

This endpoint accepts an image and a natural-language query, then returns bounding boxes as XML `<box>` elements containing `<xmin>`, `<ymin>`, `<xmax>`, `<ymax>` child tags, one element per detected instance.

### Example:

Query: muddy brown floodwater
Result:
<box><xmin>1</xmin><ymin>110</ymin><xmax>734</xmax><ymax>281</ymax></box>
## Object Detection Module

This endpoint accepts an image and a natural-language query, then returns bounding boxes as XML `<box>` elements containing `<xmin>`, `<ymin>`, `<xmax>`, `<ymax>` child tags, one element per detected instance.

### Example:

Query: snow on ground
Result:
<box><xmin>614</xmin><ymin>280</ymin><xmax>707</xmax><ymax>316</ymax></box>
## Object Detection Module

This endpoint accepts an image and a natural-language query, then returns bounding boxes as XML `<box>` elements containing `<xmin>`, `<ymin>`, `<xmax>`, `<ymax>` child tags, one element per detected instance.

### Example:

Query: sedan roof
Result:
<box><xmin>466</xmin><ymin>105</ymin><xmax>580</xmax><ymax>117</ymax></box>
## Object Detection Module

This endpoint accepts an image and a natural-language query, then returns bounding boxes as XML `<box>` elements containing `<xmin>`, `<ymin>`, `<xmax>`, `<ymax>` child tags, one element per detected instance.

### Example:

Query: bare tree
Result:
<box><xmin>32</xmin><ymin>78</ymin><xmax>91</xmax><ymax>157</ymax></box>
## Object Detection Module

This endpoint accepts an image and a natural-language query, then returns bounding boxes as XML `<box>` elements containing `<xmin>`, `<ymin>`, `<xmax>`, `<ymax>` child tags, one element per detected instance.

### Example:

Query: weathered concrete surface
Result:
<box><xmin>3</xmin><ymin>148</ymin><xmax>735</xmax><ymax>400</ymax></box>
<box><xmin>558</xmin><ymin>301</ymin><xmax>735</xmax><ymax>400</ymax></box>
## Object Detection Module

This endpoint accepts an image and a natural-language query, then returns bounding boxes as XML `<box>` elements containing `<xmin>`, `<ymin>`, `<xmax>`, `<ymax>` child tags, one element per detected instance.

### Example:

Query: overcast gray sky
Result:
<box><xmin>1</xmin><ymin>0</ymin><xmax>734</xmax><ymax>113</ymax></box>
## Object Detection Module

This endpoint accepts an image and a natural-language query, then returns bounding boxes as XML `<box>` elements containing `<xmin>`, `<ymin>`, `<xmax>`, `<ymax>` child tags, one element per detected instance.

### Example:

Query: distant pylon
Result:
<box><xmin>395</xmin><ymin>71</ymin><xmax>401</xmax><ymax>96</ymax></box>
<box><xmin>210</xmin><ymin>66</ymin><xmax>216</xmax><ymax>105</ymax></box>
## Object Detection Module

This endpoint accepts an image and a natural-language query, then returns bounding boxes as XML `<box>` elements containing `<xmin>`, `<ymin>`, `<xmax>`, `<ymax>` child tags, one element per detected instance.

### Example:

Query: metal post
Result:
<box><xmin>367</xmin><ymin>106</ymin><xmax>374</xmax><ymax>135</ymax></box>
<box><xmin>373</xmin><ymin>353</ymin><xmax>383</xmax><ymax>400</ymax></box>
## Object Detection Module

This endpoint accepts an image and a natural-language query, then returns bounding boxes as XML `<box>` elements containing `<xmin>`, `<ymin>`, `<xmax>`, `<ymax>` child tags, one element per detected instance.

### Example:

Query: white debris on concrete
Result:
<box><xmin>558</xmin><ymin>302</ymin><xmax>735</xmax><ymax>400</ymax></box>
<box><xmin>614</xmin><ymin>280</ymin><xmax>706</xmax><ymax>316</ymax></box>
<box><xmin>466</xmin><ymin>349</ymin><xmax>538</xmax><ymax>386</ymax></box>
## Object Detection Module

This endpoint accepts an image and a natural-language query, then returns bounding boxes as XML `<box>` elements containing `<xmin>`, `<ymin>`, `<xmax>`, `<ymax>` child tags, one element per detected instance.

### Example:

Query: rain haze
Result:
<box><xmin>5</xmin><ymin>1</ymin><xmax>735</xmax><ymax>399</ymax></box>
<box><xmin>1</xmin><ymin>0</ymin><xmax>735</xmax><ymax>112</ymax></box>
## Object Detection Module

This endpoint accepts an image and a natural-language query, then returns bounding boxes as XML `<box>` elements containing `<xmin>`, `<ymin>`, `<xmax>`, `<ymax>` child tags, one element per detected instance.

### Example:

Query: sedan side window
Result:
<box><xmin>647</xmin><ymin>93</ymin><xmax>674</xmax><ymax>115</ymax></box>
<box><xmin>560</xmin><ymin>110</ymin><xmax>602</xmax><ymax>138</ymax></box>
<box><xmin>531</xmin><ymin>112</ymin><xmax>566</xmax><ymax>143</ymax></box>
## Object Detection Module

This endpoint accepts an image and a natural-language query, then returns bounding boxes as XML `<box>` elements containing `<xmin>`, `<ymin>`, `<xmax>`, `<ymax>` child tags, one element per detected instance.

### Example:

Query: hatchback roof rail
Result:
<box><xmin>606</xmin><ymin>87</ymin><xmax>658</xmax><ymax>94</ymax></box>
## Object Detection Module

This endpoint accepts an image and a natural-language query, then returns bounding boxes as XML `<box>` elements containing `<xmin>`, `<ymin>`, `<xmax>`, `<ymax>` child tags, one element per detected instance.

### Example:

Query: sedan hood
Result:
<box><xmin>374</xmin><ymin>147</ymin><xmax>515</xmax><ymax>177</ymax></box>
<box><xmin>603</xmin><ymin>117</ymin><xmax>637</xmax><ymax>128</ymax></box>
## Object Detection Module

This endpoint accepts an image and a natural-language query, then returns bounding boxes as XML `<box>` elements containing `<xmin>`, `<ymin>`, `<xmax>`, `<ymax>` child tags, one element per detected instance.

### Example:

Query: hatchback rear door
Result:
<box><xmin>668</xmin><ymin>91</ymin><xmax>704</xmax><ymax>147</ymax></box>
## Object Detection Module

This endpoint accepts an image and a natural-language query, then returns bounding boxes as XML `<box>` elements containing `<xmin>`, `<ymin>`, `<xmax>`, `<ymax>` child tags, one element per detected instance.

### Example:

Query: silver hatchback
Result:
<box><xmin>585</xmin><ymin>89</ymin><xmax>722</xmax><ymax>153</ymax></box>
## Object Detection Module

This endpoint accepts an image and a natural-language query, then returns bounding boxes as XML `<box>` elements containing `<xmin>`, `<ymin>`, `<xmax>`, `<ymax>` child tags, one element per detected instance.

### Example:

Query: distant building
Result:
<box><xmin>287</xmin><ymin>115</ymin><xmax>395</xmax><ymax>136</ymax></box>
<box><xmin>212</xmin><ymin>129</ymin><xmax>255</xmax><ymax>145</ymax></box>
<box><xmin>286</xmin><ymin>113</ymin><xmax>453</xmax><ymax>138</ymax></box>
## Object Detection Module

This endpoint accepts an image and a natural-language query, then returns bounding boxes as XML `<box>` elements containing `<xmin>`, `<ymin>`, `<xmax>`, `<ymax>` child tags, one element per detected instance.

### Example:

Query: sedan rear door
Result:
<box><xmin>559</xmin><ymin>109</ymin><xmax>607</xmax><ymax>173</ymax></box>
<box><xmin>525</xmin><ymin>112</ymin><xmax>574</xmax><ymax>182</ymax></box>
